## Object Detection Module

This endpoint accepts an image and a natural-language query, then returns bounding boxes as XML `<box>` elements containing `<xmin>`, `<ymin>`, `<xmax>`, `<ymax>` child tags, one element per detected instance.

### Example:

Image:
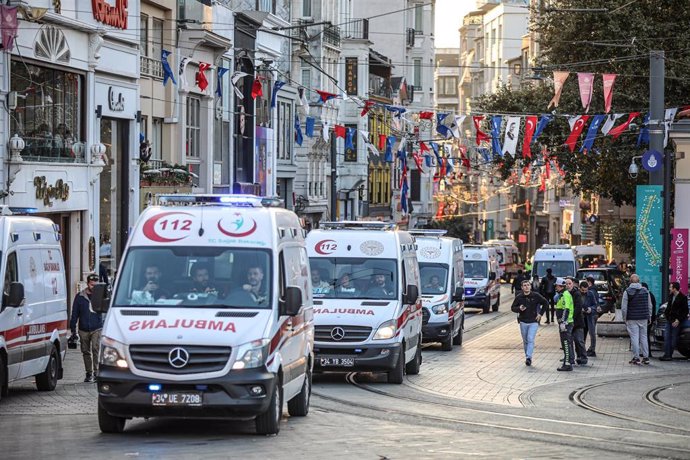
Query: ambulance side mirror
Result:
<box><xmin>90</xmin><ymin>283</ymin><xmax>110</xmax><ymax>313</ymax></box>
<box><xmin>403</xmin><ymin>284</ymin><xmax>419</xmax><ymax>305</ymax></box>
<box><xmin>280</xmin><ymin>286</ymin><xmax>302</xmax><ymax>316</ymax></box>
<box><xmin>5</xmin><ymin>282</ymin><xmax>25</xmax><ymax>308</ymax></box>
<box><xmin>452</xmin><ymin>286</ymin><xmax>464</xmax><ymax>302</ymax></box>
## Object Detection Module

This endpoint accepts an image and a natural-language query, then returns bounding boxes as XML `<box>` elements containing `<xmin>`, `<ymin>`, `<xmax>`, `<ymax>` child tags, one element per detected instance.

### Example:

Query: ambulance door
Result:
<box><xmin>402</xmin><ymin>254</ymin><xmax>422</xmax><ymax>355</ymax></box>
<box><xmin>17</xmin><ymin>248</ymin><xmax>49</xmax><ymax>379</ymax></box>
<box><xmin>1</xmin><ymin>251</ymin><xmax>22</xmax><ymax>381</ymax></box>
<box><xmin>280</xmin><ymin>246</ymin><xmax>310</xmax><ymax>388</ymax></box>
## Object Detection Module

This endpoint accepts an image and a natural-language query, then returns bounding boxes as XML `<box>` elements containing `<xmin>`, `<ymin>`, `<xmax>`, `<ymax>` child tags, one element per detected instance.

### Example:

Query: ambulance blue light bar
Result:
<box><xmin>156</xmin><ymin>194</ymin><xmax>283</xmax><ymax>208</ymax></box>
<box><xmin>0</xmin><ymin>206</ymin><xmax>39</xmax><ymax>216</ymax></box>
<box><xmin>321</xmin><ymin>221</ymin><xmax>397</xmax><ymax>231</ymax></box>
<box><xmin>408</xmin><ymin>229</ymin><xmax>447</xmax><ymax>237</ymax></box>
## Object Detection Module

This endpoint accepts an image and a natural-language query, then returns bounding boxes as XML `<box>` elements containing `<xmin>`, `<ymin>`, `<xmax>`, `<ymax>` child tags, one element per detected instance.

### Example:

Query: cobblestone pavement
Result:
<box><xmin>1</xmin><ymin>285</ymin><xmax>689</xmax><ymax>459</ymax></box>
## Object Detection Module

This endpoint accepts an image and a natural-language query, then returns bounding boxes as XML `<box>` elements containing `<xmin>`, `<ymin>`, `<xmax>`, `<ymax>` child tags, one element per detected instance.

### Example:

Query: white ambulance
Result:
<box><xmin>485</xmin><ymin>239</ymin><xmax>522</xmax><ymax>281</ymax></box>
<box><xmin>91</xmin><ymin>195</ymin><xmax>314</xmax><ymax>435</ymax></box>
<box><xmin>0</xmin><ymin>209</ymin><xmax>68</xmax><ymax>400</ymax></box>
<box><xmin>411</xmin><ymin>230</ymin><xmax>465</xmax><ymax>351</ymax></box>
<box><xmin>463</xmin><ymin>245</ymin><xmax>501</xmax><ymax>314</ymax></box>
<box><xmin>533</xmin><ymin>244</ymin><xmax>578</xmax><ymax>279</ymax></box>
<box><xmin>306</xmin><ymin>222</ymin><xmax>422</xmax><ymax>384</ymax></box>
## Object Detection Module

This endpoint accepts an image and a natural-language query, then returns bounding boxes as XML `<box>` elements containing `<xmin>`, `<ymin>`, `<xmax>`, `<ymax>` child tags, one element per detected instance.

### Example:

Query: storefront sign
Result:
<box><xmin>92</xmin><ymin>0</ymin><xmax>128</xmax><ymax>30</ymax></box>
<box><xmin>95</xmin><ymin>82</ymin><xmax>136</xmax><ymax>118</ymax></box>
<box><xmin>34</xmin><ymin>176</ymin><xmax>70</xmax><ymax>206</ymax></box>
<box><xmin>108</xmin><ymin>87</ymin><xmax>125</xmax><ymax>111</ymax></box>
<box><xmin>345</xmin><ymin>58</ymin><xmax>358</xmax><ymax>96</ymax></box>
<box><xmin>671</xmin><ymin>228</ymin><xmax>688</xmax><ymax>295</ymax></box>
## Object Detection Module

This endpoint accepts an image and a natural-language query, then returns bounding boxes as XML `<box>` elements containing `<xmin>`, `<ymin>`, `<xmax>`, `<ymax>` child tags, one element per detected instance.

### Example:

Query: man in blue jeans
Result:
<box><xmin>511</xmin><ymin>278</ymin><xmax>548</xmax><ymax>366</ymax></box>
<box><xmin>660</xmin><ymin>282</ymin><xmax>689</xmax><ymax>361</ymax></box>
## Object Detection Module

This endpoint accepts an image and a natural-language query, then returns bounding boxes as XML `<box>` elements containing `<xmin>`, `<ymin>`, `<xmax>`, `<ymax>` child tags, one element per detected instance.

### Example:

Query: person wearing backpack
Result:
<box><xmin>621</xmin><ymin>274</ymin><xmax>653</xmax><ymax>365</ymax></box>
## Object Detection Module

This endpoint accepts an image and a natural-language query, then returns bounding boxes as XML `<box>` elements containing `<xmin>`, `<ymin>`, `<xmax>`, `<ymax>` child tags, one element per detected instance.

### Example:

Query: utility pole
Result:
<box><xmin>330</xmin><ymin>136</ymin><xmax>338</xmax><ymax>221</ymax></box>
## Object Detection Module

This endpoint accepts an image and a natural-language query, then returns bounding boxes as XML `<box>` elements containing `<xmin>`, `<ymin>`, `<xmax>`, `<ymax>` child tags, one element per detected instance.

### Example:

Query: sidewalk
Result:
<box><xmin>408</xmin><ymin>317</ymin><xmax>688</xmax><ymax>407</ymax></box>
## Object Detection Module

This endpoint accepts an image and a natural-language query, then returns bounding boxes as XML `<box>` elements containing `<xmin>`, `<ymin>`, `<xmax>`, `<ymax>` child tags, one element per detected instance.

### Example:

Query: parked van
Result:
<box><xmin>573</xmin><ymin>244</ymin><xmax>607</xmax><ymax>268</ymax></box>
<box><xmin>532</xmin><ymin>244</ymin><xmax>578</xmax><ymax>279</ymax></box>
<box><xmin>411</xmin><ymin>230</ymin><xmax>465</xmax><ymax>351</ymax></box>
<box><xmin>91</xmin><ymin>195</ymin><xmax>314</xmax><ymax>435</ymax></box>
<box><xmin>0</xmin><ymin>209</ymin><xmax>68</xmax><ymax>400</ymax></box>
<box><xmin>306</xmin><ymin>221</ymin><xmax>422</xmax><ymax>383</ymax></box>
<box><xmin>463</xmin><ymin>245</ymin><xmax>501</xmax><ymax>314</ymax></box>
<box><xmin>485</xmin><ymin>239</ymin><xmax>522</xmax><ymax>281</ymax></box>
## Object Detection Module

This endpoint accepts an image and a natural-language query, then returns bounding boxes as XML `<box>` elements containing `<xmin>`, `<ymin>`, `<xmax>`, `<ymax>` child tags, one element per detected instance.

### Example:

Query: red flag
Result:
<box><xmin>473</xmin><ymin>116</ymin><xmax>490</xmax><ymax>145</ymax></box>
<box><xmin>360</xmin><ymin>100</ymin><xmax>375</xmax><ymax>117</ymax></box>
<box><xmin>439</xmin><ymin>156</ymin><xmax>446</xmax><ymax>177</ymax></box>
<box><xmin>602</xmin><ymin>74</ymin><xmax>617</xmax><ymax>113</ymax></box>
<box><xmin>316</xmin><ymin>90</ymin><xmax>337</xmax><ymax>102</ymax></box>
<box><xmin>412</xmin><ymin>151</ymin><xmax>424</xmax><ymax>171</ymax></box>
<box><xmin>539</xmin><ymin>174</ymin><xmax>546</xmax><ymax>192</ymax></box>
<box><xmin>251</xmin><ymin>78</ymin><xmax>263</xmax><ymax>99</ymax></box>
<box><xmin>378</xmin><ymin>134</ymin><xmax>387</xmax><ymax>150</ymax></box>
<box><xmin>522</xmin><ymin>115</ymin><xmax>537</xmax><ymax>159</ymax></box>
<box><xmin>334</xmin><ymin>125</ymin><xmax>346</xmax><ymax>139</ymax></box>
<box><xmin>419</xmin><ymin>111</ymin><xmax>434</xmax><ymax>120</ymax></box>
<box><xmin>565</xmin><ymin>115</ymin><xmax>590</xmax><ymax>153</ymax></box>
<box><xmin>459</xmin><ymin>146</ymin><xmax>471</xmax><ymax>171</ymax></box>
<box><xmin>436</xmin><ymin>202</ymin><xmax>445</xmax><ymax>218</ymax></box>
<box><xmin>196</xmin><ymin>62</ymin><xmax>211</xmax><ymax>91</ymax></box>
<box><xmin>608</xmin><ymin>112</ymin><xmax>641</xmax><ymax>139</ymax></box>
<box><xmin>679</xmin><ymin>105</ymin><xmax>690</xmax><ymax>118</ymax></box>
<box><xmin>419</xmin><ymin>141</ymin><xmax>430</xmax><ymax>154</ymax></box>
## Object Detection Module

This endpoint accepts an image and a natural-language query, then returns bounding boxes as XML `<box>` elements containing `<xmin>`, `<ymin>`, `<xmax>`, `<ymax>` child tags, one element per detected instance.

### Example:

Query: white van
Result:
<box><xmin>573</xmin><ymin>244</ymin><xmax>607</xmax><ymax>268</ymax></box>
<box><xmin>485</xmin><ymin>239</ymin><xmax>522</xmax><ymax>281</ymax></box>
<box><xmin>0</xmin><ymin>209</ymin><xmax>68</xmax><ymax>400</ymax></box>
<box><xmin>463</xmin><ymin>245</ymin><xmax>501</xmax><ymax>314</ymax></box>
<box><xmin>91</xmin><ymin>195</ymin><xmax>314</xmax><ymax>435</ymax></box>
<box><xmin>306</xmin><ymin>221</ymin><xmax>422</xmax><ymax>384</ymax></box>
<box><xmin>533</xmin><ymin>244</ymin><xmax>578</xmax><ymax>279</ymax></box>
<box><xmin>411</xmin><ymin>230</ymin><xmax>465</xmax><ymax>351</ymax></box>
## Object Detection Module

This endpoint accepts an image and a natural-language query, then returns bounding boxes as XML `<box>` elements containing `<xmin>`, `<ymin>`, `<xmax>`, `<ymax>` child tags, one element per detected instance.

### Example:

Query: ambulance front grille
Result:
<box><xmin>129</xmin><ymin>345</ymin><xmax>232</xmax><ymax>375</ymax></box>
<box><xmin>314</xmin><ymin>326</ymin><xmax>372</xmax><ymax>343</ymax></box>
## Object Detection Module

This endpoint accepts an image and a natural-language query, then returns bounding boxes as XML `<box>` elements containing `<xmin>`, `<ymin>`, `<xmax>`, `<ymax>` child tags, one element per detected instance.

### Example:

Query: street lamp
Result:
<box><xmin>90</xmin><ymin>143</ymin><xmax>107</xmax><ymax>166</ymax></box>
<box><xmin>8</xmin><ymin>134</ymin><xmax>25</xmax><ymax>163</ymax></box>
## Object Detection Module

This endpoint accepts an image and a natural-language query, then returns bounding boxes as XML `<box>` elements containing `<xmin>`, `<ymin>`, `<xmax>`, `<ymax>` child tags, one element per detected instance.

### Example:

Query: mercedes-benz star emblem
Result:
<box><xmin>330</xmin><ymin>327</ymin><xmax>346</xmax><ymax>341</ymax></box>
<box><xmin>168</xmin><ymin>347</ymin><xmax>190</xmax><ymax>368</ymax></box>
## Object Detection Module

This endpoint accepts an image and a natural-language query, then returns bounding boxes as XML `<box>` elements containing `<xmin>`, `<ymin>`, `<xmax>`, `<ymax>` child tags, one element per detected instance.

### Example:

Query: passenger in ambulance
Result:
<box><xmin>335</xmin><ymin>272</ymin><xmax>359</xmax><ymax>298</ymax></box>
<box><xmin>311</xmin><ymin>268</ymin><xmax>332</xmax><ymax>295</ymax></box>
<box><xmin>366</xmin><ymin>270</ymin><xmax>394</xmax><ymax>298</ymax></box>
<box><xmin>424</xmin><ymin>275</ymin><xmax>444</xmax><ymax>293</ymax></box>
<box><xmin>226</xmin><ymin>265</ymin><xmax>268</xmax><ymax>306</ymax></box>
<box><xmin>130</xmin><ymin>264</ymin><xmax>170</xmax><ymax>304</ymax></box>
<box><xmin>190</xmin><ymin>262</ymin><xmax>218</xmax><ymax>295</ymax></box>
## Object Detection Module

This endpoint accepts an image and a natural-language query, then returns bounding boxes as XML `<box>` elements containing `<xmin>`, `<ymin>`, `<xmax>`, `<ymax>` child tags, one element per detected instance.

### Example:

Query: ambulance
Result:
<box><xmin>411</xmin><ymin>230</ymin><xmax>465</xmax><ymax>351</ymax></box>
<box><xmin>91</xmin><ymin>195</ymin><xmax>314</xmax><ymax>435</ymax></box>
<box><xmin>463</xmin><ymin>245</ymin><xmax>501</xmax><ymax>314</ymax></box>
<box><xmin>533</xmin><ymin>244</ymin><xmax>578</xmax><ymax>279</ymax></box>
<box><xmin>0</xmin><ymin>209</ymin><xmax>68</xmax><ymax>400</ymax></box>
<box><xmin>306</xmin><ymin>221</ymin><xmax>422</xmax><ymax>384</ymax></box>
<box><xmin>485</xmin><ymin>239</ymin><xmax>522</xmax><ymax>281</ymax></box>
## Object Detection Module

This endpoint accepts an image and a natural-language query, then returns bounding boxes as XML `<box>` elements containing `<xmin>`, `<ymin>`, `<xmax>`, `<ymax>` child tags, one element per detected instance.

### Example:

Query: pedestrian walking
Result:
<box><xmin>660</xmin><ymin>281</ymin><xmax>689</xmax><ymax>361</ymax></box>
<box><xmin>511</xmin><ymin>269</ymin><xmax>527</xmax><ymax>294</ymax></box>
<box><xmin>539</xmin><ymin>268</ymin><xmax>557</xmax><ymax>324</ymax></box>
<box><xmin>641</xmin><ymin>282</ymin><xmax>656</xmax><ymax>358</ymax></box>
<box><xmin>582</xmin><ymin>276</ymin><xmax>599</xmax><ymax>357</ymax></box>
<box><xmin>511</xmin><ymin>279</ymin><xmax>548</xmax><ymax>366</ymax></box>
<box><xmin>69</xmin><ymin>274</ymin><xmax>103</xmax><ymax>382</ymax></box>
<box><xmin>524</xmin><ymin>257</ymin><xmax>532</xmax><ymax>275</ymax></box>
<box><xmin>554</xmin><ymin>278</ymin><xmax>575</xmax><ymax>371</ymax></box>
<box><xmin>621</xmin><ymin>274</ymin><xmax>653</xmax><ymax>365</ymax></box>
<box><xmin>566</xmin><ymin>278</ymin><xmax>587</xmax><ymax>365</ymax></box>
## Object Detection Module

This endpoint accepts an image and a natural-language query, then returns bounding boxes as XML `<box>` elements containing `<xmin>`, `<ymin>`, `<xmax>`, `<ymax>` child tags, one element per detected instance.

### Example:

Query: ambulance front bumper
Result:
<box><xmin>313</xmin><ymin>341</ymin><xmax>402</xmax><ymax>372</ymax></box>
<box><xmin>96</xmin><ymin>366</ymin><xmax>276</xmax><ymax>419</ymax></box>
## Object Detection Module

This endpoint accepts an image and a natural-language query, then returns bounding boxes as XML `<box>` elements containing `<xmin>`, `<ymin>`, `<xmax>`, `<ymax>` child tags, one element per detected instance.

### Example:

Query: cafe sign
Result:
<box><xmin>34</xmin><ymin>176</ymin><xmax>70</xmax><ymax>206</ymax></box>
<box><xmin>92</xmin><ymin>0</ymin><xmax>129</xmax><ymax>30</ymax></box>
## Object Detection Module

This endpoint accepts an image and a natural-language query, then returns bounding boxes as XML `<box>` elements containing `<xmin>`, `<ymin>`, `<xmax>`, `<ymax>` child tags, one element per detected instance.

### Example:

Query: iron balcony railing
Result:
<box><xmin>342</xmin><ymin>18</ymin><xmax>368</xmax><ymax>40</ymax></box>
<box><xmin>323</xmin><ymin>25</ymin><xmax>341</xmax><ymax>48</ymax></box>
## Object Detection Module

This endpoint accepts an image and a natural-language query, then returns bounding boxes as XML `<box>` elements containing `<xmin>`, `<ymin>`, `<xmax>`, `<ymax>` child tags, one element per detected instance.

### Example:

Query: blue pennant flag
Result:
<box><xmin>295</xmin><ymin>115</ymin><xmax>303</xmax><ymax>146</ymax></box>
<box><xmin>581</xmin><ymin>114</ymin><xmax>605</xmax><ymax>153</ymax></box>
<box><xmin>424</xmin><ymin>153</ymin><xmax>432</xmax><ymax>167</ymax></box>
<box><xmin>491</xmin><ymin>116</ymin><xmax>503</xmax><ymax>156</ymax></box>
<box><xmin>161</xmin><ymin>50</ymin><xmax>176</xmax><ymax>86</ymax></box>
<box><xmin>436</xmin><ymin>113</ymin><xmax>450</xmax><ymax>138</ymax></box>
<box><xmin>401</xmin><ymin>179</ymin><xmax>409</xmax><ymax>214</ymax></box>
<box><xmin>271</xmin><ymin>81</ymin><xmax>286</xmax><ymax>109</ymax></box>
<box><xmin>637</xmin><ymin>113</ymin><xmax>650</xmax><ymax>147</ymax></box>
<box><xmin>385</xmin><ymin>135</ymin><xmax>396</xmax><ymax>163</ymax></box>
<box><xmin>215</xmin><ymin>67</ymin><xmax>229</xmax><ymax>98</ymax></box>
<box><xmin>386</xmin><ymin>105</ymin><xmax>407</xmax><ymax>118</ymax></box>
<box><xmin>305</xmin><ymin>117</ymin><xmax>315</xmax><ymax>137</ymax></box>
<box><xmin>139</xmin><ymin>132</ymin><xmax>145</xmax><ymax>143</ymax></box>
<box><xmin>531</xmin><ymin>114</ymin><xmax>553</xmax><ymax>145</ymax></box>
<box><xmin>345</xmin><ymin>128</ymin><xmax>355</xmax><ymax>150</ymax></box>
<box><xmin>478</xmin><ymin>147</ymin><xmax>490</xmax><ymax>162</ymax></box>
<box><xmin>446</xmin><ymin>157</ymin><xmax>454</xmax><ymax>175</ymax></box>
<box><xmin>430</xmin><ymin>142</ymin><xmax>441</xmax><ymax>165</ymax></box>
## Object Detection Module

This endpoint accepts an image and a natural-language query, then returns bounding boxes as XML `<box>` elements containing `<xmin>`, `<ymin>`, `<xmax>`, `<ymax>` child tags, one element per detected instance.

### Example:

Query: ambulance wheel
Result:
<box><xmin>482</xmin><ymin>298</ymin><xmax>491</xmax><ymax>314</ymax></box>
<box><xmin>36</xmin><ymin>345</ymin><xmax>59</xmax><ymax>391</ymax></box>
<box><xmin>441</xmin><ymin>332</ymin><xmax>453</xmax><ymax>351</ymax></box>
<box><xmin>492</xmin><ymin>293</ymin><xmax>500</xmax><ymax>312</ymax></box>
<box><xmin>387</xmin><ymin>347</ymin><xmax>405</xmax><ymax>384</ymax></box>
<box><xmin>256</xmin><ymin>378</ymin><xmax>282</xmax><ymax>435</ymax></box>
<box><xmin>287</xmin><ymin>366</ymin><xmax>311</xmax><ymax>417</ymax></box>
<box><xmin>98</xmin><ymin>400</ymin><xmax>126</xmax><ymax>433</ymax></box>
<box><xmin>405</xmin><ymin>344</ymin><xmax>422</xmax><ymax>375</ymax></box>
<box><xmin>453</xmin><ymin>324</ymin><xmax>464</xmax><ymax>346</ymax></box>
<box><xmin>0</xmin><ymin>353</ymin><xmax>7</xmax><ymax>400</ymax></box>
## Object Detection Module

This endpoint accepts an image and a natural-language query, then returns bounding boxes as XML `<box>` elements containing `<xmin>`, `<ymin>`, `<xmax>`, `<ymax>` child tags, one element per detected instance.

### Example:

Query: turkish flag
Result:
<box><xmin>565</xmin><ymin>115</ymin><xmax>590</xmax><ymax>153</ymax></box>
<box><xmin>316</xmin><ymin>90</ymin><xmax>337</xmax><ymax>102</ymax></box>
<box><xmin>334</xmin><ymin>125</ymin><xmax>346</xmax><ymax>139</ymax></box>
<box><xmin>522</xmin><ymin>115</ymin><xmax>537</xmax><ymax>159</ymax></box>
<box><xmin>419</xmin><ymin>111</ymin><xmax>434</xmax><ymax>120</ymax></box>
<box><xmin>608</xmin><ymin>112</ymin><xmax>641</xmax><ymax>140</ymax></box>
<box><xmin>360</xmin><ymin>100</ymin><xmax>375</xmax><ymax>117</ymax></box>
<box><xmin>473</xmin><ymin>116</ymin><xmax>490</xmax><ymax>145</ymax></box>
<box><xmin>251</xmin><ymin>78</ymin><xmax>263</xmax><ymax>99</ymax></box>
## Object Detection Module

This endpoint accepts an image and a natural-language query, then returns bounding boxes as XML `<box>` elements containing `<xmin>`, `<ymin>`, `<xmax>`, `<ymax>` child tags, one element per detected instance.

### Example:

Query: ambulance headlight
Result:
<box><xmin>432</xmin><ymin>303</ymin><xmax>449</xmax><ymax>314</ymax></box>
<box><xmin>100</xmin><ymin>336</ymin><xmax>128</xmax><ymax>368</ymax></box>
<box><xmin>476</xmin><ymin>286</ymin><xmax>487</xmax><ymax>295</ymax></box>
<box><xmin>373</xmin><ymin>319</ymin><xmax>397</xmax><ymax>340</ymax></box>
<box><xmin>232</xmin><ymin>339</ymin><xmax>270</xmax><ymax>370</ymax></box>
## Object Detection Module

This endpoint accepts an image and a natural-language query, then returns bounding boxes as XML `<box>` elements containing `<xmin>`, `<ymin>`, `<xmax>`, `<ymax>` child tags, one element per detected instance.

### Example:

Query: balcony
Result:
<box><xmin>323</xmin><ymin>25</ymin><xmax>341</xmax><ymax>48</ymax></box>
<box><xmin>140</xmin><ymin>55</ymin><xmax>164</xmax><ymax>79</ymax></box>
<box><xmin>369</xmin><ymin>75</ymin><xmax>392</xmax><ymax>99</ymax></box>
<box><xmin>342</xmin><ymin>18</ymin><xmax>368</xmax><ymax>40</ymax></box>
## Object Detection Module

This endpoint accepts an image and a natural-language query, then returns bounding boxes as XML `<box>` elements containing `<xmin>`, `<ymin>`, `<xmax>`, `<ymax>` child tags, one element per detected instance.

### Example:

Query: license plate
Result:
<box><xmin>151</xmin><ymin>392</ymin><xmax>202</xmax><ymax>407</ymax></box>
<box><xmin>320</xmin><ymin>357</ymin><xmax>355</xmax><ymax>367</ymax></box>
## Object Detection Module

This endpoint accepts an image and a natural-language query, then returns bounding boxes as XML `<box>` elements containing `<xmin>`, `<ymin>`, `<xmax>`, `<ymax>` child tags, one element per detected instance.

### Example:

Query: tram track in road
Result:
<box><xmin>645</xmin><ymin>384</ymin><xmax>690</xmax><ymax>415</ymax></box>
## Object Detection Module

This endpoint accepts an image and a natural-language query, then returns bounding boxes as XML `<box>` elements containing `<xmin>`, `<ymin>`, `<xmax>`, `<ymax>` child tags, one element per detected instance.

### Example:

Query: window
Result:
<box><xmin>302</xmin><ymin>0</ymin><xmax>312</xmax><ymax>17</ymax></box>
<box><xmin>152</xmin><ymin>117</ymin><xmax>163</xmax><ymax>161</ymax></box>
<box><xmin>152</xmin><ymin>18</ymin><xmax>163</xmax><ymax>60</ymax></box>
<box><xmin>277</xmin><ymin>100</ymin><xmax>293</xmax><ymax>161</ymax></box>
<box><xmin>186</xmin><ymin>96</ymin><xmax>201</xmax><ymax>158</ymax></box>
<box><xmin>440</xmin><ymin>76</ymin><xmax>457</xmax><ymax>96</ymax></box>
<box><xmin>140</xmin><ymin>114</ymin><xmax>148</xmax><ymax>144</ymax></box>
<box><xmin>309</xmin><ymin>257</ymin><xmax>398</xmax><ymax>300</ymax></box>
<box><xmin>140</xmin><ymin>14</ymin><xmax>149</xmax><ymax>57</ymax></box>
<box><xmin>301</xmin><ymin>68</ymin><xmax>311</xmax><ymax>89</ymax></box>
<box><xmin>413</xmin><ymin>59</ymin><xmax>422</xmax><ymax>90</ymax></box>
<box><xmin>2</xmin><ymin>252</ymin><xmax>17</xmax><ymax>308</ymax></box>
<box><xmin>414</xmin><ymin>4</ymin><xmax>423</xmax><ymax>33</ymax></box>
<box><xmin>10</xmin><ymin>60</ymin><xmax>84</xmax><ymax>161</ymax></box>
<box><xmin>256</xmin><ymin>0</ymin><xmax>276</xmax><ymax>14</ymax></box>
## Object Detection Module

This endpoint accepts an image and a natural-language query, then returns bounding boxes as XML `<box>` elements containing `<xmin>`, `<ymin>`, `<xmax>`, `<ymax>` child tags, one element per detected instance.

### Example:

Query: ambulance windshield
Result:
<box><xmin>113</xmin><ymin>247</ymin><xmax>271</xmax><ymax>308</ymax></box>
<box><xmin>419</xmin><ymin>263</ymin><xmax>449</xmax><ymax>295</ymax></box>
<box><xmin>309</xmin><ymin>257</ymin><xmax>398</xmax><ymax>300</ymax></box>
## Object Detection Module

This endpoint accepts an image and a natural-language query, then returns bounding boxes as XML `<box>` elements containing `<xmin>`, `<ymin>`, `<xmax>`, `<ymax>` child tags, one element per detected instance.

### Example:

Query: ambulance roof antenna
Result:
<box><xmin>198</xmin><ymin>205</ymin><xmax>205</xmax><ymax>236</ymax></box>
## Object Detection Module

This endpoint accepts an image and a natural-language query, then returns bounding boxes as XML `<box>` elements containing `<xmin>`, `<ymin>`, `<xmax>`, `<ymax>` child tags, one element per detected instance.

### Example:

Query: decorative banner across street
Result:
<box><xmin>636</xmin><ymin>185</ymin><xmax>663</xmax><ymax>303</ymax></box>
<box><xmin>671</xmin><ymin>228</ymin><xmax>688</xmax><ymax>295</ymax></box>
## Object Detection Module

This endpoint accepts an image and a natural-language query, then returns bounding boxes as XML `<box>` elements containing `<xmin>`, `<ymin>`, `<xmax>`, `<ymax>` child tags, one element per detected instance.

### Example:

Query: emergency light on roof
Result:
<box><xmin>320</xmin><ymin>221</ymin><xmax>398</xmax><ymax>231</ymax></box>
<box><xmin>408</xmin><ymin>229</ymin><xmax>447</xmax><ymax>237</ymax></box>
<box><xmin>0</xmin><ymin>206</ymin><xmax>39</xmax><ymax>216</ymax></box>
<box><xmin>156</xmin><ymin>194</ymin><xmax>283</xmax><ymax>208</ymax></box>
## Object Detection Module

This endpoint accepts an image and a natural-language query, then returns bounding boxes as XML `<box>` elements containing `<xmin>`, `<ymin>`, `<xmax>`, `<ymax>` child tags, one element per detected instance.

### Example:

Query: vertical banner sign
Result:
<box><xmin>486</xmin><ymin>219</ymin><xmax>495</xmax><ymax>240</ymax></box>
<box><xmin>636</xmin><ymin>185</ymin><xmax>663</xmax><ymax>303</ymax></box>
<box><xmin>671</xmin><ymin>229</ymin><xmax>689</xmax><ymax>295</ymax></box>
<box><xmin>345</xmin><ymin>58</ymin><xmax>358</xmax><ymax>96</ymax></box>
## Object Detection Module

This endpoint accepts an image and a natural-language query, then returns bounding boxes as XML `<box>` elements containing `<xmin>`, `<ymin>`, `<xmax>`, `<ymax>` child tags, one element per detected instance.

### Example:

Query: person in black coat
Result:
<box><xmin>69</xmin><ymin>274</ymin><xmax>104</xmax><ymax>382</ymax></box>
<box><xmin>511</xmin><ymin>279</ymin><xmax>548</xmax><ymax>366</ymax></box>
<box><xmin>566</xmin><ymin>277</ymin><xmax>587</xmax><ymax>365</ymax></box>
<box><xmin>660</xmin><ymin>282</ymin><xmax>689</xmax><ymax>360</ymax></box>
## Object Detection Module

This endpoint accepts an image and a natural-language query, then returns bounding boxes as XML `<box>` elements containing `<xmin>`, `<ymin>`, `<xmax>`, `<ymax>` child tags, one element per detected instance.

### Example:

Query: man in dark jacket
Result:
<box><xmin>511</xmin><ymin>279</ymin><xmax>548</xmax><ymax>366</ymax></box>
<box><xmin>566</xmin><ymin>278</ymin><xmax>587</xmax><ymax>365</ymax></box>
<box><xmin>70</xmin><ymin>274</ymin><xmax>103</xmax><ymax>382</ymax></box>
<box><xmin>511</xmin><ymin>270</ymin><xmax>527</xmax><ymax>294</ymax></box>
<box><xmin>539</xmin><ymin>268</ymin><xmax>557</xmax><ymax>324</ymax></box>
<box><xmin>582</xmin><ymin>276</ymin><xmax>599</xmax><ymax>357</ymax></box>
<box><xmin>660</xmin><ymin>281</ymin><xmax>689</xmax><ymax>361</ymax></box>
<box><xmin>621</xmin><ymin>274</ymin><xmax>653</xmax><ymax>365</ymax></box>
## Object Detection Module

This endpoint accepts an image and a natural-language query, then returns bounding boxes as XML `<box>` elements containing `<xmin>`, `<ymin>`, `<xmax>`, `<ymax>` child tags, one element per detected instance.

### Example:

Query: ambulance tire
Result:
<box><xmin>482</xmin><ymin>297</ymin><xmax>491</xmax><ymax>314</ymax></box>
<box><xmin>256</xmin><ymin>378</ymin><xmax>283</xmax><ymax>435</ymax></box>
<box><xmin>287</xmin><ymin>366</ymin><xmax>311</xmax><ymax>417</ymax></box>
<box><xmin>405</xmin><ymin>344</ymin><xmax>422</xmax><ymax>375</ymax></box>
<box><xmin>36</xmin><ymin>345</ymin><xmax>59</xmax><ymax>391</ymax></box>
<box><xmin>0</xmin><ymin>353</ymin><xmax>7</xmax><ymax>400</ymax></box>
<box><xmin>492</xmin><ymin>293</ymin><xmax>500</xmax><ymax>312</ymax></box>
<box><xmin>441</xmin><ymin>333</ymin><xmax>453</xmax><ymax>351</ymax></box>
<box><xmin>387</xmin><ymin>346</ymin><xmax>405</xmax><ymax>384</ymax></box>
<box><xmin>98</xmin><ymin>400</ymin><xmax>126</xmax><ymax>433</ymax></box>
<box><xmin>453</xmin><ymin>323</ymin><xmax>463</xmax><ymax>346</ymax></box>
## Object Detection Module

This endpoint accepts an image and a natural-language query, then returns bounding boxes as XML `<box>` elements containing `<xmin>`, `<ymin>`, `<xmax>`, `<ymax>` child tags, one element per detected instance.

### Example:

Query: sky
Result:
<box><xmin>435</xmin><ymin>0</ymin><xmax>476</xmax><ymax>48</ymax></box>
